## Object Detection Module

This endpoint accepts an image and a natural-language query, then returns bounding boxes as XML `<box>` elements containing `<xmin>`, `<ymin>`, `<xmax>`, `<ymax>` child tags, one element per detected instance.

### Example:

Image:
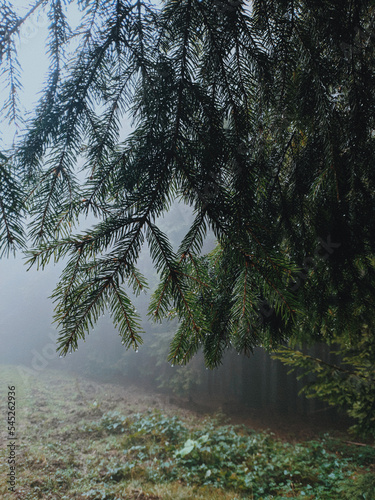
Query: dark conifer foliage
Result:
<box><xmin>1</xmin><ymin>0</ymin><xmax>375</xmax><ymax>367</ymax></box>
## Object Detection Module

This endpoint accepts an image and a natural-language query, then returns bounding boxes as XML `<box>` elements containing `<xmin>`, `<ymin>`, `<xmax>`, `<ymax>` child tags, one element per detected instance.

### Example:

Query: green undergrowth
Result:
<box><xmin>0</xmin><ymin>366</ymin><xmax>374</xmax><ymax>499</ymax></box>
<box><xmin>81</xmin><ymin>411</ymin><xmax>375</xmax><ymax>499</ymax></box>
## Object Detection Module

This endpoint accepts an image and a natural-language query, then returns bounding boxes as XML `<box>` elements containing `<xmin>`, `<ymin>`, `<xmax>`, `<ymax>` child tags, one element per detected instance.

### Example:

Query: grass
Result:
<box><xmin>0</xmin><ymin>364</ymin><xmax>374</xmax><ymax>499</ymax></box>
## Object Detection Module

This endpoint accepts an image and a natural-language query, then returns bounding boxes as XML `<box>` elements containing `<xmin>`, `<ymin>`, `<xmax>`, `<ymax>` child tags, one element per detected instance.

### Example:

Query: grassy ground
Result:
<box><xmin>0</xmin><ymin>365</ymin><xmax>374</xmax><ymax>499</ymax></box>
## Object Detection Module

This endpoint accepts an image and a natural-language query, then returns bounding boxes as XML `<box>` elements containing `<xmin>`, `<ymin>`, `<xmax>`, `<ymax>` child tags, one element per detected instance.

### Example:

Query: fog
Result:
<box><xmin>0</xmin><ymin>1</ymin><xmax>341</xmax><ymax>424</ymax></box>
<box><xmin>1</xmin><ymin>5</ymin><xmax>364</xmax><ymax>499</ymax></box>
<box><xmin>0</xmin><ymin>200</ymin><xmax>339</xmax><ymax>424</ymax></box>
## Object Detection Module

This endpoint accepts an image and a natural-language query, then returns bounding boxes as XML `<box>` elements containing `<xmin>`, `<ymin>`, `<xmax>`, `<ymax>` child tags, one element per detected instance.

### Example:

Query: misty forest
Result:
<box><xmin>0</xmin><ymin>0</ymin><xmax>375</xmax><ymax>498</ymax></box>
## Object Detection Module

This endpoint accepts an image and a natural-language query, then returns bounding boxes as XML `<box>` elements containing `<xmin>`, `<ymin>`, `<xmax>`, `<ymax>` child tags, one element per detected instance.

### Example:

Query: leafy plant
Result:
<box><xmin>337</xmin><ymin>473</ymin><xmax>375</xmax><ymax>500</ymax></box>
<box><xmin>2</xmin><ymin>363</ymin><xmax>374</xmax><ymax>500</ymax></box>
<box><xmin>83</xmin><ymin>410</ymin><xmax>374</xmax><ymax>498</ymax></box>
<box><xmin>272</xmin><ymin>330</ymin><xmax>375</xmax><ymax>438</ymax></box>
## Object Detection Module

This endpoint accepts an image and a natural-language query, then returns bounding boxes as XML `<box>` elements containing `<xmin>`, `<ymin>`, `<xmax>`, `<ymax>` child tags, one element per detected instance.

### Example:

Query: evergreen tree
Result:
<box><xmin>273</xmin><ymin>331</ymin><xmax>375</xmax><ymax>437</ymax></box>
<box><xmin>1</xmin><ymin>0</ymin><xmax>375</xmax><ymax>373</ymax></box>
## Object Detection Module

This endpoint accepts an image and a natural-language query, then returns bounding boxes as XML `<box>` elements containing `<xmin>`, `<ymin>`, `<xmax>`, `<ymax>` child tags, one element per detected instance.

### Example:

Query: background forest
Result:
<box><xmin>0</xmin><ymin>0</ymin><xmax>375</xmax><ymax>452</ymax></box>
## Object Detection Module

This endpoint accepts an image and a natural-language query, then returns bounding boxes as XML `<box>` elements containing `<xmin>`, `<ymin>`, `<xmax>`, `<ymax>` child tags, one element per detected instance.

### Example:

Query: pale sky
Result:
<box><xmin>1</xmin><ymin>1</ymin><xmax>80</xmax><ymax>148</ymax></box>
